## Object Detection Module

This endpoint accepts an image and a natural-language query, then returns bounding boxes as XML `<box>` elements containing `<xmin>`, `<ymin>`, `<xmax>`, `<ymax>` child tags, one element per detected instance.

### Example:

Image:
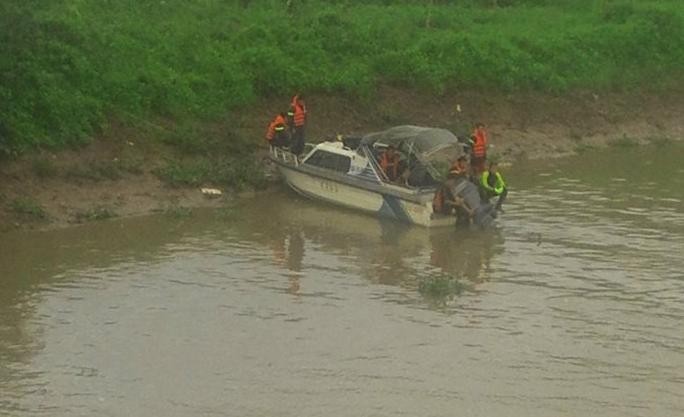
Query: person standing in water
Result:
<box><xmin>480</xmin><ymin>161</ymin><xmax>508</xmax><ymax>212</ymax></box>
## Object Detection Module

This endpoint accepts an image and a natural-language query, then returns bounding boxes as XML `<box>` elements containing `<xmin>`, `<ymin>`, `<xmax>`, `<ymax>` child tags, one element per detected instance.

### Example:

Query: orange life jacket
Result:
<box><xmin>379</xmin><ymin>150</ymin><xmax>400</xmax><ymax>180</ymax></box>
<box><xmin>290</xmin><ymin>95</ymin><xmax>306</xmax><ymax>127</ymax></box>
<box><xmin>266</xmin><ymin>114</ymin><xmax>287</xmax><ymax>142</ymax></box>
<box><xmin>472</xmin><ymin>127</ymin><xmax>487</xmax><ymax>157</ymax></box>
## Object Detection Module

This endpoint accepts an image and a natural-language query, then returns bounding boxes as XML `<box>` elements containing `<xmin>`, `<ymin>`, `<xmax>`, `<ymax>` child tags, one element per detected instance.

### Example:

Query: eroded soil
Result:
<box><xmin>2</xmin><ymin>87</ymin><xmax>683</xmax><ymax>232</ymax></box>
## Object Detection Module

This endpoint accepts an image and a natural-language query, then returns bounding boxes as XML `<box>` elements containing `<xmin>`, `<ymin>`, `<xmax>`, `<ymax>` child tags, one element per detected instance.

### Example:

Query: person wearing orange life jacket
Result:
<box><xmin>288</xmin><ymin>94</ymin><xmax>307</xmax><ymax>155</ymax></box>
<box><xmin>432</xmin><ymin>164</ymin><xmax>473</xmax><ymax>224</ymax></box>
<box><xmin>449</xmin><ymin>155</ymin><xmax>469</xmax><ymax>178</ymax></box>
<box><xmin>378</xmin><ymin>145</ymin><xmax>402</xmax><ymax>181</ymax></box>
<box><xmin>470</xmin><ymin>122</ymin><xmax>488</xmax><ymax>176</ymax></box>
<box><xmin>265</xmin><ymin>112</ymin><xmax>289</xmax><ymax>148</ymax></box>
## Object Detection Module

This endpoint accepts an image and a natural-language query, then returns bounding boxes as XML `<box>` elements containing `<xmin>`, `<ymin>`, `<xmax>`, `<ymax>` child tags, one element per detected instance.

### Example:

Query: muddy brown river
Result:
<box><xmin>1</xmin><ymin>144</ymin><xmax>683</xmax><ymax>417</ymax></box>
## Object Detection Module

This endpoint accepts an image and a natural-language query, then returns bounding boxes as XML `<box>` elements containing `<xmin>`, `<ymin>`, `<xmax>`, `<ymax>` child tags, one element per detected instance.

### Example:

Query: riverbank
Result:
<box><xmin>2</xmin><ymin>88</ymin><xmax>683</xmax><ymax>232</ymax></box>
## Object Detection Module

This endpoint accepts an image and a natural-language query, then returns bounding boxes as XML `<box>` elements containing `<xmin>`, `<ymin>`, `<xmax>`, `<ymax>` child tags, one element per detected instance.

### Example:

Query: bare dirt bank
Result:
<box><xmin>2</xmin><ymin>88</ymin><xmax>683</xmax><ymax>232</ymax></box>
<box><xmin>248</xmin><ymin>86</ymin><xmax>684</xmax><ymax>160</ymax></box>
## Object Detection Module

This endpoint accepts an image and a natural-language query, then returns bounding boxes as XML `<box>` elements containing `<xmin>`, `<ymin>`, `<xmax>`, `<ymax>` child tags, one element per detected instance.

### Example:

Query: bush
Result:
<box><xmin>155</xmin><ymin>159</ymin><xmax>212</xmax><ymax>187</ymax></box>
<box><xmin>601</xmin><ymin>1</ymin><xmax>636</xmax><ymax>23</ymax></box>
<box><xmin>9</xmin><ymin>197</ymin><xmax>48</xmax><ymax>220</ymax></box>
<box><xmin>2</xmin><ymin>0</ymin><xmax>684</xmax><ymax>156</ymax></box>
<box><xmin>155</xmin><ymin>156</ymin><xmax>267</xmax><ymax>190</ymax></box>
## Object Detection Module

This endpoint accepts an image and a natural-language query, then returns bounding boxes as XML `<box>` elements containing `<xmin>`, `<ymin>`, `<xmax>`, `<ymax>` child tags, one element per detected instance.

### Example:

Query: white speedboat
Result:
<box><xmin>269</xmin><ymin>125</ymin><xmax>496</xmax><ymax>228</ymax></box>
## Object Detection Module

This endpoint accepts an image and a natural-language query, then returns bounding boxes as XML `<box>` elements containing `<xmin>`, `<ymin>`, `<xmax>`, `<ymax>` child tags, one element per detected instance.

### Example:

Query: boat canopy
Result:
<box><xmin>359</xmin><ymin>125</ymin><xmax>466</xmax><ymax>185</ymax></box>
<box><xmin>360</xmin><ymin>125</ymin><xmax>464</xmax><ymax>158</ymax></box>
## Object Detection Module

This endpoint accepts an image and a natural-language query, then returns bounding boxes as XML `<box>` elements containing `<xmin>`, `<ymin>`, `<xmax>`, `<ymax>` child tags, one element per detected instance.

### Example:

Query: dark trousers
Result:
<box><xmin>471</xmin><ymin>155</ymin><xmax>486</xmax><ymax>176</ymax></box>
<box><xmin>273</xmin><ymin>131</ymin><xmax>290</xmax><ymax>148</ymax></box>
<box><xmin>486</xmin><ymin>187</ymin><xmax>507</xmax><ymax>210</ymax></box>
<box><xmin>291</xmin><ymin>125</ymin><xmax>305</xmax><ymax>155</ymax></box>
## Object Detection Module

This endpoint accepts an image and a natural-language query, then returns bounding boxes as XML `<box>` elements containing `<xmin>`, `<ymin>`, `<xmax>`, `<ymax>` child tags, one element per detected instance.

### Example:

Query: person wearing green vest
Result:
<box><xmin>480</xmin><ymin>161</ymin><xmax>508</xmax><ymax>212</ymax></box>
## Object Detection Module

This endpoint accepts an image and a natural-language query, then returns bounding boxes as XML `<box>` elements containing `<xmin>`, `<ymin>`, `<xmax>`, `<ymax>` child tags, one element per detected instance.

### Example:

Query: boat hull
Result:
<box><xmin>276</xmin><ymin>163</ymin><xmax>455</xmax><ymax>228</ymax></box>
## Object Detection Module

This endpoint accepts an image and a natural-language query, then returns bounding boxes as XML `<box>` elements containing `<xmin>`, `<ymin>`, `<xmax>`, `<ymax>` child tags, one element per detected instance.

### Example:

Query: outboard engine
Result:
<box><xmin>472</xmin><ymin>202</ymin><xmax>497</xmax><ymax>229</ymax></box>
<box><xmin>452</xmin><ymin>177</ymin><xmax>497</xmax><ymax>229</ymax></box>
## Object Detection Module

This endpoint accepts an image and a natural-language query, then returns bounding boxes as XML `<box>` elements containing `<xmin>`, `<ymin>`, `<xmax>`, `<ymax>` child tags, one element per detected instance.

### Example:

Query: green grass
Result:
<box><xmin>608</xmin><ymin>135</ymin><xmax>639</xmax><ymax>147</ymax></box>
<box><xmin>118</xmin><ymin>158</ymin><xmax>145</xmax><ymax>175</ymax></box>
<box><xmin>154</xmin><ymin>159</ymin><xmax>212</xmax><ymax>187</ymax></box>
<box><xmin>31</xmin><ymin>158</ymin><xmax>58</xmax><ymax>178</ymax></box>
<box><xmin>1</xmin><ymin>0</ymin><xmax>683</xmax><ymax>157</ymax></box>
<box><xmin>152</xmin><ymin>118</ymin><xmax>266</xmax><ymax>189</ymax></box>
<box><xmin>9</xmin><ymin>197</ymin><xmax>48</xmax><ymax>220</ymax></box>
<box><xmin>73</xmin><ymin>206</ymin><xmax>117</xmax><ymax>222</ymax></box>
<box><xmin>648</xmin><ymin>136</ymin><xmax>672</xmax><ymax>147</ymax></box>
<box><xmin>64</xmin><ymin>161</ymin><xmax>124</xmax><ymax>181</ymax></box>
<box><xmin>575</xmin><ymin>143</ymin><xmax>598</xmax><ymax>154</ymax></box>
<box><xmin>155</xmin><ymin>155</ymin><xmax>267</xmax><ymax>190</ymax></box>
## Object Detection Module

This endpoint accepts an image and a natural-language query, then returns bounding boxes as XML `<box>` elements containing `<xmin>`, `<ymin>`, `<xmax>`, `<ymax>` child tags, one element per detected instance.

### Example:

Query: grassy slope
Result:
<box><xmin>1</xmin><ymin>0</ymin><xmax>683</xmax><ymax>155</ymax></box>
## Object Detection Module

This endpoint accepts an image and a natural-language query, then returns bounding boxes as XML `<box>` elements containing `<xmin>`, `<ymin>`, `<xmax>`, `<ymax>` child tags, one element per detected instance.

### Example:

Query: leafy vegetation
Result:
<box><xmin>1</xmin><ymin>0</ymin><xmax>683</xmax><ymax>158</ymax></box>
<box><xmin>608</xmin><ymin>135</ymin><xmax>640</xmax><ymax>147</ymax></box>
<box><xmin>31</xmin><ymin>158</ymin><xmax>59</xmax><ymax>178</ymax></box>
<box><xmin>649</xmin><ymin>136</ymin><xmax>672</xmax><ymax>147</ymax></box>
<box><xmin>574</xmin><ymin>142</ymin><xmax>598</xmax><ymax>154</ymax></box>
<box><xmin>65</xmin><ymin>161</ymin><xmax>125</xmax><ymax>181</ymax></box>
<box><xmin>154</xmin><ymin>157</ymin><xmax>266</xmax><ymax>190</ymax></box>
<box><xmin>418</xmin><ymin>273</ymin><xmax>467</xmax><ymax>298</ymax></box>
<box><xmin>9</xmin><ymin>197</ymin><xmax>48</xmax><ymax>220</ymax></box>
<box><xmin>154</xmin><ymin>121</ymin><xmax>267</xmax><ymax>189</ymax></box>
<box><xmin>72</xmin><ymin>206</ymin><xmax>117</xmax><ymax>222</ymax></box>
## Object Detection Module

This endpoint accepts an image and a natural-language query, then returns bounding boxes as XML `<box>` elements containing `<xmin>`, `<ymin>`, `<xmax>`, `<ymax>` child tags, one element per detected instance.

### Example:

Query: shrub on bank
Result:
<box><xmin>1</xmin><ymin>0</ymin><xmax>683</xmax><ymax>156</ymax></box>
<box><xmin>155</xmin><ymin>157</ymin><xmax>266</xmax><ymax>190</ymax></box>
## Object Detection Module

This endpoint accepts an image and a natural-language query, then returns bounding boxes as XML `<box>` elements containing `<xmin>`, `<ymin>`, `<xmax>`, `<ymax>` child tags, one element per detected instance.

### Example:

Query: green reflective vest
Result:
<box><xmin>481</xmin><ymin>171</ymin><xmax>506</xmax><ymax>195</ymax></box>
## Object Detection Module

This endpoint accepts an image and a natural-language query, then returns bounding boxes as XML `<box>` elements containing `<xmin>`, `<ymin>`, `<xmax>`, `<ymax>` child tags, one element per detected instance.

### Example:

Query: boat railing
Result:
<box><xmin>269</xmin><ymin>146</ymin><xmax>299</xmax><ymax>166</ymax></box>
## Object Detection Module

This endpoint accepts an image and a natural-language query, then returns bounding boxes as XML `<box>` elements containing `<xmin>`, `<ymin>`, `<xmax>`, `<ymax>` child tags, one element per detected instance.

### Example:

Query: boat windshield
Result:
<box><xmin>360</xmin><ymin>125</ymin><xmax>466</xmax><ymax>184</ymax></box>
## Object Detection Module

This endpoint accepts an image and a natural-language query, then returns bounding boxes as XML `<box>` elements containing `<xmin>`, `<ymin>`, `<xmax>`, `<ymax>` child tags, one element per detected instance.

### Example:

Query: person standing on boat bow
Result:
<box><xmin>288</xmin><ymin>94</ymin><xmax>307</xmax><ymax>155</ymax></box>
<box><xmin>266</xmin><ymin>112</ymin><xmax>290</xmax><ymax>148</ymax></box>
<box><xmin>470</xmin><ymin>122</ymin><xmax>488</xmax><ymax>176</ymax></box>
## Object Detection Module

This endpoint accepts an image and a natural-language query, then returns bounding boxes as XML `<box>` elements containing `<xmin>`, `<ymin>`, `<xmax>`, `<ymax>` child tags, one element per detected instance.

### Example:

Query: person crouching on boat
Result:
<box><xmin>451</xmin><ymin>156</ymin><xmax>470</xmax><ymax>180</ymax></box>
<box><xmin>266</xmin><ymin>112</ymin><xmax>290</xmax><ymax>148</ymax></box>
<box><xmin>379</xmin><ymin>145</ymin><xmax>402</xmax><ymax>182</ymax></box>
<box><xmin>480</xmin><ymin>161</ymin><xmax>508</xmax><ymax>212</ymax></box>
<box><xmin>432</xmin><ymin>165</ymin><xmax>474</xmax><ymax>225</ymax></box>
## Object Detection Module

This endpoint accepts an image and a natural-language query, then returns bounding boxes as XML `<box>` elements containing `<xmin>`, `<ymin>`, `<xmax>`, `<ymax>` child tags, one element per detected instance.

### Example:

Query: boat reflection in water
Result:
<box><xmin>229</xmin><ymin>189</ymin><xmax>505</xmax><ymax>298</ymax></box>
<box><xmin>0</xmin><ymin>188</ymin><xmax>504</xmax><ymax>341</ymax></box>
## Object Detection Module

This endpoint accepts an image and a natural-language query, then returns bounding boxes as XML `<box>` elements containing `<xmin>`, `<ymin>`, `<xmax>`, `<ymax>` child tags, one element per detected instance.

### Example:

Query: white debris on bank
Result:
<box><xmin>200</xmin><ymin>188</ymin><xmax>222</xmax><ymax>197</ymax></box>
